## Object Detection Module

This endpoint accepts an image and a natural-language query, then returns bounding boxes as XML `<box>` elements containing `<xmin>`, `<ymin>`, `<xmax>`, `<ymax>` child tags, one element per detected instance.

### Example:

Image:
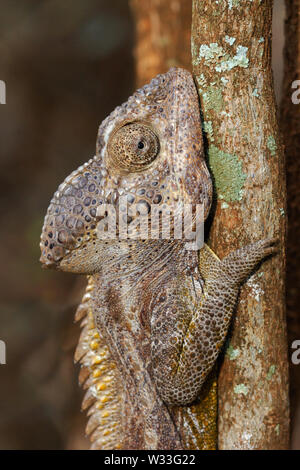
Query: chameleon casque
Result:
<box><xmin>40</xmin><ymin>68</ymin><xmax>277</xmax><ymax>450</ymax></box>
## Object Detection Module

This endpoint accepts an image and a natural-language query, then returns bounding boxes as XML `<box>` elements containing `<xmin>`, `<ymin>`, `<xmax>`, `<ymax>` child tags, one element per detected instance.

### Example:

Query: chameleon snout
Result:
<box><xmin>40</xmin><ymin>192</ymin><xmax>91</xmax><ymax>269</ymax></box>
<box><xmin>39</xmin><ymin>212</ymin><xmax>72</xmax><ymax>270</ymax></box>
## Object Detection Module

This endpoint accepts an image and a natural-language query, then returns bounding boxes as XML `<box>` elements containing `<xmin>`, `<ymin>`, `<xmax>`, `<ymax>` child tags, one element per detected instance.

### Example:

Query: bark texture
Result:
<box><xmin>280</xmin><ymin>0</ymin><xmax>300</xmax><ymax>446</ymax></box>
<box><xmin>130</xmin><ymin>0</ymin><xmax>192</xmax><ymax>87</ymax></box>
<box><xmin>192</xmin><ymin>0</ymin><xmax>289</xmax><ymax>449</ymax></box>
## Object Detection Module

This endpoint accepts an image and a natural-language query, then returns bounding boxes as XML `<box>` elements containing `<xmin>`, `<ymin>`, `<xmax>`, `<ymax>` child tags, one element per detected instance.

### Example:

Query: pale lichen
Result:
<box><xmin>208</xmin><ymin>145</ymin><xmax>246</xmax><ymax>202</ymax></box>
<box><xmin>215</xmin><ymin>45</ymin><xmax>249</xmax><ymax>72</ymax></box>
<box><xmin>202</xmin><ymin>85</ymin><xmax>224</xmax><ymax>112</ymax></box>
<box><xmin>266</xmin><ymin>365</ymin><xmax>276</xmax><ymax>381</ymax></box>
<box><xmin>196</xmin><ymin>40</ymin><xmax>249</xmax><ymax>73</ymax></box>
<box><xmin>234</xmin><ymin>384</ymin><xmax>249</xmax><ymax>396</ymax></box>
<box><xmin>247</xmin><ymin>277</ymin><xmax>264</xmax><ymax>302</ymax></box>
<box><xmin>198</xmin><ymin>43</ymin><xmax>225</xmax><ymax>65</ymax></box>
<box><xmin>267</xmin><ymin>136</ymin><xmax>277</xmax><ymax>156</ymax></box>
<box><xmin>226</xmin><ymin>344</ymin><xmax>240</xmax><ymax>360</ymax></box>
<box><xmin>203</xmin><ymin>120</ymin><xmax>214</xmax><ymax>142</ymax></box>
<box><xmin>225</xmin><ymin>35</ymin><xmax>236</xmax><ymax>45</ymax></box>
<box><xmin>227</xmin><ymin>0</ymin><xmax>241</xmax><ymax>9</ymax></box>
<box><xmin>196</xmin><ymin>73</ymin><xmax>207</xmax><ymax>89</ymax></box>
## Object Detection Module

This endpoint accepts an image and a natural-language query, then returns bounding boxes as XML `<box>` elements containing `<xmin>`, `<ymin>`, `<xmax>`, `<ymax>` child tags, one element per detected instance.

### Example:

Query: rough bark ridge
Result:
<box><xmin>192</xmin><ymin>0</ymin><xmax>289</xmax><ymax>449</ymax></box>
<box><xmin>280</xmin><ymin>0</ymin><xmax>300</xmax><ymax>444</ymax></box>
<box><xmin>130</xmin><ymin>0</ymin><xmax>192</xmax><ymax>88</ymax></box>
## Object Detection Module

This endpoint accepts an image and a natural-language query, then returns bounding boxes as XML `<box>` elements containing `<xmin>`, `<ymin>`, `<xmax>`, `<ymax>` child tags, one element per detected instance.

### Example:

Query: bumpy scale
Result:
<box><xmin>40</xmin><ymin>68</ymin><xmax>277</xmax><ymax>450</ymax></box>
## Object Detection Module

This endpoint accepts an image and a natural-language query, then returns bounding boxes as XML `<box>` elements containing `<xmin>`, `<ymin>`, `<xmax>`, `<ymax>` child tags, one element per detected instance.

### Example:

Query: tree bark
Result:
<box><xmin>192</xmin><ymin>0</ymin><xmax>289</xmax><ymax>449</ymax></box>
<box><xmin>130</xmin><ymin>0</ymin><xmax>192</xmax><ymax>87</ymax></box>
<box><xmin>280</xmin><ymin>0</ymin><xmax>300</xmax><ymax>448</ymax></box>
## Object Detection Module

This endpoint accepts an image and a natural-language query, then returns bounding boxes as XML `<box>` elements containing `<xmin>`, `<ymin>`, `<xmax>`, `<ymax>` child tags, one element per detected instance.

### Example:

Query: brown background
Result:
<box><xmin>0</xmin><ymin>0</ymin><xmax>297</xmax><ymax>450</ymax></box>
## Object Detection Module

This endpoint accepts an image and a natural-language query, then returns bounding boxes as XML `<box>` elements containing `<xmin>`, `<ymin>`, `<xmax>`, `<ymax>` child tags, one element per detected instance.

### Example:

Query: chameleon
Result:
<box><xmin>40</xmin><ymin>67</ymin><xmax>277</xmax><ymax>450</ymax></box>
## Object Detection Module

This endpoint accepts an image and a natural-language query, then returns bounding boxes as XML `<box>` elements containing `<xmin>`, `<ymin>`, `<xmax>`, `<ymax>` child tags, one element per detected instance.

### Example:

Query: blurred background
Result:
<box><xmin>0</xmin><ymin>0</ymin><xmax>295</xmax><ymax>450</ymax></box>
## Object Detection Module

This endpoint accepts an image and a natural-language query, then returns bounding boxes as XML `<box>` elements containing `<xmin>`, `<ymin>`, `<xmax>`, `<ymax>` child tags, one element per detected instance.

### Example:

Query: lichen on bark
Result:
<box><xmin>192</xmin><ymin>0</ymin><xmax>289</xmax><ymax>449</ymax></box>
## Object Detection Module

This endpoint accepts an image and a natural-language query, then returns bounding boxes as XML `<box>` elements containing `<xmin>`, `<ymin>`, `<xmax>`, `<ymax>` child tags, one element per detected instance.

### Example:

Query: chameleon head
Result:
<box><xmin>40</xmin><ymin>68</ymin><xmax>213</xmax><ymax>273</ymax></box>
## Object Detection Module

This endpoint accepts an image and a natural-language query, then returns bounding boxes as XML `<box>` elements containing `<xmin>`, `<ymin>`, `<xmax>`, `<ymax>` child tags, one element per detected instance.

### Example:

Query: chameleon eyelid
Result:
<box><xmin>106</xmin><ymin>121</ymin><xmax>161</xmax><ymax>173</ymax></box>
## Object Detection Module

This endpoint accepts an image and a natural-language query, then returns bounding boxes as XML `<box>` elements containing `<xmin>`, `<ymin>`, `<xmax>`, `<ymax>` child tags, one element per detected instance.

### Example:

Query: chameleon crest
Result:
<box><xmin>40</xmin><ymin>68</ymin><xmax>276</xmax><ymax>449</ymax></box>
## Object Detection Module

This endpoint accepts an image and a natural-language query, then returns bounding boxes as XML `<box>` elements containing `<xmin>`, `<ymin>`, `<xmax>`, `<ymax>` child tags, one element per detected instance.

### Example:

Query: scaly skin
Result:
<box><xmin>40</xmin><ymin>68</ymin><xmax>277</xmax><ymax>449</ymax></box>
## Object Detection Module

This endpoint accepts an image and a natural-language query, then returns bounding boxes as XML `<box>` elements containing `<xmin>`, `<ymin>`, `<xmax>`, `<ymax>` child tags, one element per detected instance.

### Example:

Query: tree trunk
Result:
<box><xmin>192</xmin><ymin>0</ymin><xmax>289</xmax><ymax>449</ymax></box>
<box><xmin>280</xmin><ymin>0</ymin><xmax>300</xmax><ymax>448</ymax></box>
<box><xmin>130</xmin><ymin>0</ymin><xmax>192</xmax><ymax>87</ymax></box>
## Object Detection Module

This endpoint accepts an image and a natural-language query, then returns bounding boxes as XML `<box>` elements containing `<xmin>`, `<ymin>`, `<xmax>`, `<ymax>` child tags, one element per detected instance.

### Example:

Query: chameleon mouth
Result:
<box><xmin>39</xmin><ymin>240</ymin><xmax>65</xmax><ymax>270</ymax></box>
<box><xmin>40</xmin><ymin>254</ymin><xmax>61</xmax><ymax>269</ymax></box>
<box><xmin>39</xmin><ymin>213</ymin><xmax>75</xmax><ymax>270</ymax></box>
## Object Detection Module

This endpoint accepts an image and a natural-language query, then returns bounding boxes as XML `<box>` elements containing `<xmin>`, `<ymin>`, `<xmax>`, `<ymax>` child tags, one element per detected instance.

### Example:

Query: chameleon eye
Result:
<box><xmin>107</xmin><ymin>122</ymin><xmax>160</xmax><ymax>173</ymax></box>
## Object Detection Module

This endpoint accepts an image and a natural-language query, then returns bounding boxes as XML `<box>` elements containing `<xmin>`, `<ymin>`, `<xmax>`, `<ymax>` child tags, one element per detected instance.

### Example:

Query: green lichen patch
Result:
<box><xmin>267</xmin><ymin>136</ymin><xmax>277</xmax><ymax>156</ymax></box>
<box><xmin>225</xmin><ymin>0</ymin><xmax>241</xmax><ymax>9</ymax></box>
<box><xmin>226</xmin><ymin>344</ymin><xmax>240</xmax><ymax>360</ymax></box>
<box><xmin>208</xmin><ymin>145</ymin><xmax>246</xmax><ymax>202</ymax></box>
<box><xmin>266</xmin><ymin>365</ymin><xmax>276</xmax><ymax>381</ymax></box>
<box><xmin>203</xmin><ymin>120</ymin><xmax>214</xmax><ymax>142</ymax></box>
<box><xmin>202</xmin><ymin>85</ymin><xmax>224</xmax><ymax>113</ymax></box>
<box><xmin>196</xmin><ymin>42</ymin><xmax>249</xmax><ymax>73</ymax></box>
<box><xmin>221</xmin><ymin>76</ymin><xmax>229</xmax><ymax>86</ymax></box>
<box><xmin>234</xmin><ymin>383</ymin><xmax>249</xmax><ymax>396</ymax></box>
<box><xmin>225</xmin><ymin>35</ymin><xmax>236</xmax><ymax>46</ymax></box>
<box><xmin>215</xmin><ymin>46</ymin><xmax>249</xmax><ymax>73</ymax></box>
<box><xmin>196</xmin><ymin>73</ymin><xmax>207</xmax><ymax>89</ymax></box>
<box><xmin>198</xmin><ymin>43</ymin><xmax>225</xmax><ymax>64</ymax></box>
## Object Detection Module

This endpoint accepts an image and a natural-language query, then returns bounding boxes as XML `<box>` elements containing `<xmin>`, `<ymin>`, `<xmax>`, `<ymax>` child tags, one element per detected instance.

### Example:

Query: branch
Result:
<box><xmin>130</xmin><ymin>0</ymin><xmax>191</xmax><ymax>87</ymax></box>
<box><xmin>192</xmin><ymin>0</ymin><xmax>289</xmax><ymax>449</ymax></box>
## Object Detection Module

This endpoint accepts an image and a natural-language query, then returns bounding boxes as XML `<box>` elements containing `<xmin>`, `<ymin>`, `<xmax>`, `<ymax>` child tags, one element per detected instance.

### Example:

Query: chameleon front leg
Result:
<box><xmin>151</xmin><ymin>238</ymin><xmax>277</xmax><ymax>406</ymax></box>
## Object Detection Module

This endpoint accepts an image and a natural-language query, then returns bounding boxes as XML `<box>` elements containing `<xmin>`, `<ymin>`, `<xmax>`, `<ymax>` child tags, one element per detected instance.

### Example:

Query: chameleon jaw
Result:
<box><xmin>39</xmin><ymin>212</ymin><xmax>73</xmax><ymax>270</ymax></box>
<box><xmin>39</xmin><ymin>245</ymin><xmax>65</xmax><ymax>270</ymax></box>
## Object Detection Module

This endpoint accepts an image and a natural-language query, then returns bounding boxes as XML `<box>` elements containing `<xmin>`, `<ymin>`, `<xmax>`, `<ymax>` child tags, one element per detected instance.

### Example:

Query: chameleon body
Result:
<box><xmin>40</xmin><ymin>68</ymin><xmax>276</xmax><ymax>450</ymax></box>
